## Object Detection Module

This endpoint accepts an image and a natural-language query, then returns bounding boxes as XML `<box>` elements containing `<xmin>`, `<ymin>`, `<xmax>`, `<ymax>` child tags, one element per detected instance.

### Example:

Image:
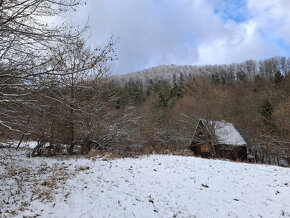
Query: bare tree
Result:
<box><xmin>0</xmin><ymin>0</ymin><xmax>83</xmax><ymax>136</ymax></box>
<box><xmin>41</xmin><ymin>36</ymin><xmax>116</xmax><ymax>154</ymax></box>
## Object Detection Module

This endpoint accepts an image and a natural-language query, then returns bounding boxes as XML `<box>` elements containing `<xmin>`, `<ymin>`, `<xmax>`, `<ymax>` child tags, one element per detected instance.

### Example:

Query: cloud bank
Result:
<box><xmin>72</xmin><ymin>0</ymin><xmax>290</xmax><ymax>74</ymax></box>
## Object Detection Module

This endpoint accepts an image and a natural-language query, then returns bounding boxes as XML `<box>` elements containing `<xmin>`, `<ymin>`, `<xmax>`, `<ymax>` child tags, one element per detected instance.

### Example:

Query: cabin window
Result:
<box><xmin>201</xmin><ymin>145</ymin><xmax>210</xmax><ymax>153</ymax></box>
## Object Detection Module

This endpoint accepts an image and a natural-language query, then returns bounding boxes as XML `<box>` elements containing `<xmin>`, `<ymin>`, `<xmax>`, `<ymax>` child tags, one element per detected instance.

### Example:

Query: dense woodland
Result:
<box><xmin>0</xmin><ymin>1</ymin><xmax>289</xmax><ymax>165</ymax></box>
<box><xmin>113</xmin><ymin>58</ymin><xmax>290</xmax><ymax>164</ymax></box>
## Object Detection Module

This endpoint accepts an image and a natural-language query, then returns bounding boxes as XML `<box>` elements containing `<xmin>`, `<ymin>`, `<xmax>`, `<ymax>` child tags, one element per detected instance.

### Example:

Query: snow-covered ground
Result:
<box><xmin>1</xmin><ymin>147</ymin><xmax>290</xmax><ymax>218</ymax></box>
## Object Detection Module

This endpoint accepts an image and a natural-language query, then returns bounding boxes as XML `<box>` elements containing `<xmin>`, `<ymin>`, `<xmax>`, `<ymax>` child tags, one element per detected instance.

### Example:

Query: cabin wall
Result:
<box><xmin>189</xmin><ymin>143</ymin><xmax>211</xmax><ymax>158</ymax></box>
<box><xmin>215</xmin><ymin>144</ymin><xmax>247</xmax><ymax>161</ymax></box>
<box><xmin>190</xmin><ymin>143</ymin><xmax>247</xmax><ymax>161</ymax></box>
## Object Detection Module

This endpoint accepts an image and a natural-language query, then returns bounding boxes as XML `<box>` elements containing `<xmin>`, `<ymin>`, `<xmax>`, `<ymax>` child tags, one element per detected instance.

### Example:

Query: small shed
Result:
<box><xmin>189</xmin><ymin>119</ymin><xmax>248</xmax><ymax>160</ymax></box>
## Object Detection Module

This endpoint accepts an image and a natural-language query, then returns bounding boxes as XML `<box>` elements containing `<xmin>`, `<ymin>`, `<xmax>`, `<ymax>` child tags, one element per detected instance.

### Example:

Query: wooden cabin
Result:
<box><xmin>189</xmin><ymin>119</ymin><xmax>248</xmax><ymax>160</ymax></box>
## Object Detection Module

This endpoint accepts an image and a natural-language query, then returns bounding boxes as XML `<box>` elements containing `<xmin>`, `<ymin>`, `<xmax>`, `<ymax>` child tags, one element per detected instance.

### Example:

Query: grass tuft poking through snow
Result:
<box><xmin>1</xmin><ymin>148</ymin><xmax>290</xmax><ymax>217</ymax></box>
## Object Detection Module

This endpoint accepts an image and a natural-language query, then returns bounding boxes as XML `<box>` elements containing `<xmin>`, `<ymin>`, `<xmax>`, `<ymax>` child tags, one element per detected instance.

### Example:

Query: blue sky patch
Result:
<box><xmin>213</xmin><ymin>0</ymin><xmax>250</xmax><ymax>23</ymax></box>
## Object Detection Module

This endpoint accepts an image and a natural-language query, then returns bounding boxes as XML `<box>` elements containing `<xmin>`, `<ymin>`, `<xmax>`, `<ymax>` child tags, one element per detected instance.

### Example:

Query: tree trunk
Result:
<box><xmin>68</xmin><ymin>107</ymin><xmax>75</xmax><ymax>154</ymax></box>
<box><xmin>68</xmin><ymin>73</ymin><xmax>75</xmax><ymax>154</ymax></box>
<box><xmin>16</xmin><ymin>134</ymin><xmax>25</xmax><ymax>150</ymax></box>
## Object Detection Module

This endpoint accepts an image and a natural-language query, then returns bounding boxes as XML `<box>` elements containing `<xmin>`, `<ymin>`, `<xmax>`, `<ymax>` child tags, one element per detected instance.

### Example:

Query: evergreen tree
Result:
<box><xmin>258</xmin><ymin>99</ymin><xmax>275</xmax><ymax>129</ymax></box>
<box><xmin>274</xmin><ymin>71</ymin><xmax>283</xmax><ymax>84</ymax></box>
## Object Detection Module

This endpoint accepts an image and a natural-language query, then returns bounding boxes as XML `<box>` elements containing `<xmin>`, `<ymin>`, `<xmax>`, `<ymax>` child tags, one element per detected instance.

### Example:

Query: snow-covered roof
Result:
<box><xmin>199</xmin><ymin>120</ymin><xmax>247</xmax><ymax>146</ymax></box>
<box><xmin>214</xmin><ymin>121</ymin><xmax>247</xmax><ymax>146</ymax></box>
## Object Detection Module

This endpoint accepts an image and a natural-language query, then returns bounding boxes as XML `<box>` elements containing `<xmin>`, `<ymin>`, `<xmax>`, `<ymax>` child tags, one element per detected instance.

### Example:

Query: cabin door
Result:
<box><xmin>200</xmin><ymin>144</ymin><xmax>210</xmax><ymax>153</ymax></box>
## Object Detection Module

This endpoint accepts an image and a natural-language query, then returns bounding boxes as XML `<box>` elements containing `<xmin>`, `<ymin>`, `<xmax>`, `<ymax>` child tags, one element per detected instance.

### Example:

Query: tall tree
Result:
<box><xmin>45</xmin><ymin>36</ymin><xmax>116</xmax><ymax>154</ymax></box>
<box><xmin>0</xmin><ymin>0</ymin><xmax>82</xmax><ymax>135</ymax></box>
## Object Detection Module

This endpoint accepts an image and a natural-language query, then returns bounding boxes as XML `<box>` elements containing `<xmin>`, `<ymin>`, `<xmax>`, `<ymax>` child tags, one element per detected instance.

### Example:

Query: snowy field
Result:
<box><xmin>1</xmin><ymin>147</ymin><xmax>290</xmax><ymax>218</ymax></box>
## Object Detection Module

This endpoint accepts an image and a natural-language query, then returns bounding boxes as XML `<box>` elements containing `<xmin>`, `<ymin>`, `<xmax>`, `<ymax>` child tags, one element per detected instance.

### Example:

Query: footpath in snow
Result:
<box><xmin>1</xmin><ymin>147</ymin><xmax>290</xmax><ymax>218</ymax></box>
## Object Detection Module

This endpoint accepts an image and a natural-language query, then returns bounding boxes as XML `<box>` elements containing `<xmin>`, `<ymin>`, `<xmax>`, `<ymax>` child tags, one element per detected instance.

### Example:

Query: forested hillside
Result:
<box><xmin>112</xmin><ymin>57</ymin><xmax>290</xmax><ymax>165</ymax></box>
<box><xmin>0</xmin><ymin>0</ymin><xmax>289</xmax><ymax>166</ymax></box>
<box><xmin>117</xmin><ymin>57</ymin><xmax>289</xmax><ymax>86</ymax></box>
<box><xmin>1</xmin><ymin>41</ymin><xmax>289</xmax><ymax>164</ymax></box>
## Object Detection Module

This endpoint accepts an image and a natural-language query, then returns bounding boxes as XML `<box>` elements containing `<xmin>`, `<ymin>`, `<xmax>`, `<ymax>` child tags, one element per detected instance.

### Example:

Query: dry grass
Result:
<box><xmin>38</xmin><ymin>190</ymin><xmax>54</xmax><ymax>202</ymax></box>
<box><xmin>41</xmin><ymin>178</ymin><xmax>57</xmax><ymax>188</ymax></box>
<box><xmin>7</xmin><ymin>167</ymin><xmax>29</xmax><ymax>176</ymax></box>
<box><xmin>85</xmin><ymin>145</ymin><xmax>194</xmax><ymax>162</ymax></box>
<box><xmin>78</xmin><ymin>166</ymin><xmax>90</xmax><ymax>171</ymax></box>
<box><xmin>87</xmin><ymin>149</ymin><xmax>128</xmax><ymax>161</ymax></box>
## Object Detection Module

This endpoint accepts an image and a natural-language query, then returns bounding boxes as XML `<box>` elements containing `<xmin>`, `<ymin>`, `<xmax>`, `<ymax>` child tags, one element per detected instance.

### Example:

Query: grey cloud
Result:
<box><xmin>72</xmin><ymin>0</ymin><xmax>288</xmax><ymax>74</ymax></box>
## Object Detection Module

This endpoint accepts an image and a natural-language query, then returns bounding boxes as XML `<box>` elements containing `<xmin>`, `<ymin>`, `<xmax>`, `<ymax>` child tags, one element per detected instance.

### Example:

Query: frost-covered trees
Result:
<box><xmin>0</xmin><ymin>1</ymin><xmax>139</xmax><ymax>155</ymax></box>
<box><xmin>42</xmin><ymin>36</ymin><xmax>116</xmax><ymax>154</ymax></box>
<box><xmin>113</xmin><ymin>63</ymin><xmax>289</xmax><ymax>164</ymax></box>
<box><xmin>0</xmin><ymin>0</ymin><xmax>82</xmax><ymax>135</ymax></box>
<box><xmin>116</xmin><ymin>57</ymin><xmax>290</xmax><ymax>87</ymax></box>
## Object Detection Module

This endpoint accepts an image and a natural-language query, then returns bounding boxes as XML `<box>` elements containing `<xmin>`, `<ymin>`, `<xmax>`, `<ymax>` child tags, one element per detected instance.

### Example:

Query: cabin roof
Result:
<box><xmin>196</xmin><ymin>119</ymin><xmax>247</xmax><ymax>146</ymax></box>
<box><xmin>214</xmin><ymin>121</ymin><xmax>247</xmax><ymax>146</ymax></box>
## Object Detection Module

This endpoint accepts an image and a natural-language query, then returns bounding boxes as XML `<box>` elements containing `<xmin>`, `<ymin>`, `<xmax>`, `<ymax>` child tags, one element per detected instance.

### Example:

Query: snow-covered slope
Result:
<box><xmin>1</xmin><ymin>149</ymin><xmax>290</xmax><ymax>218</ymax></box>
